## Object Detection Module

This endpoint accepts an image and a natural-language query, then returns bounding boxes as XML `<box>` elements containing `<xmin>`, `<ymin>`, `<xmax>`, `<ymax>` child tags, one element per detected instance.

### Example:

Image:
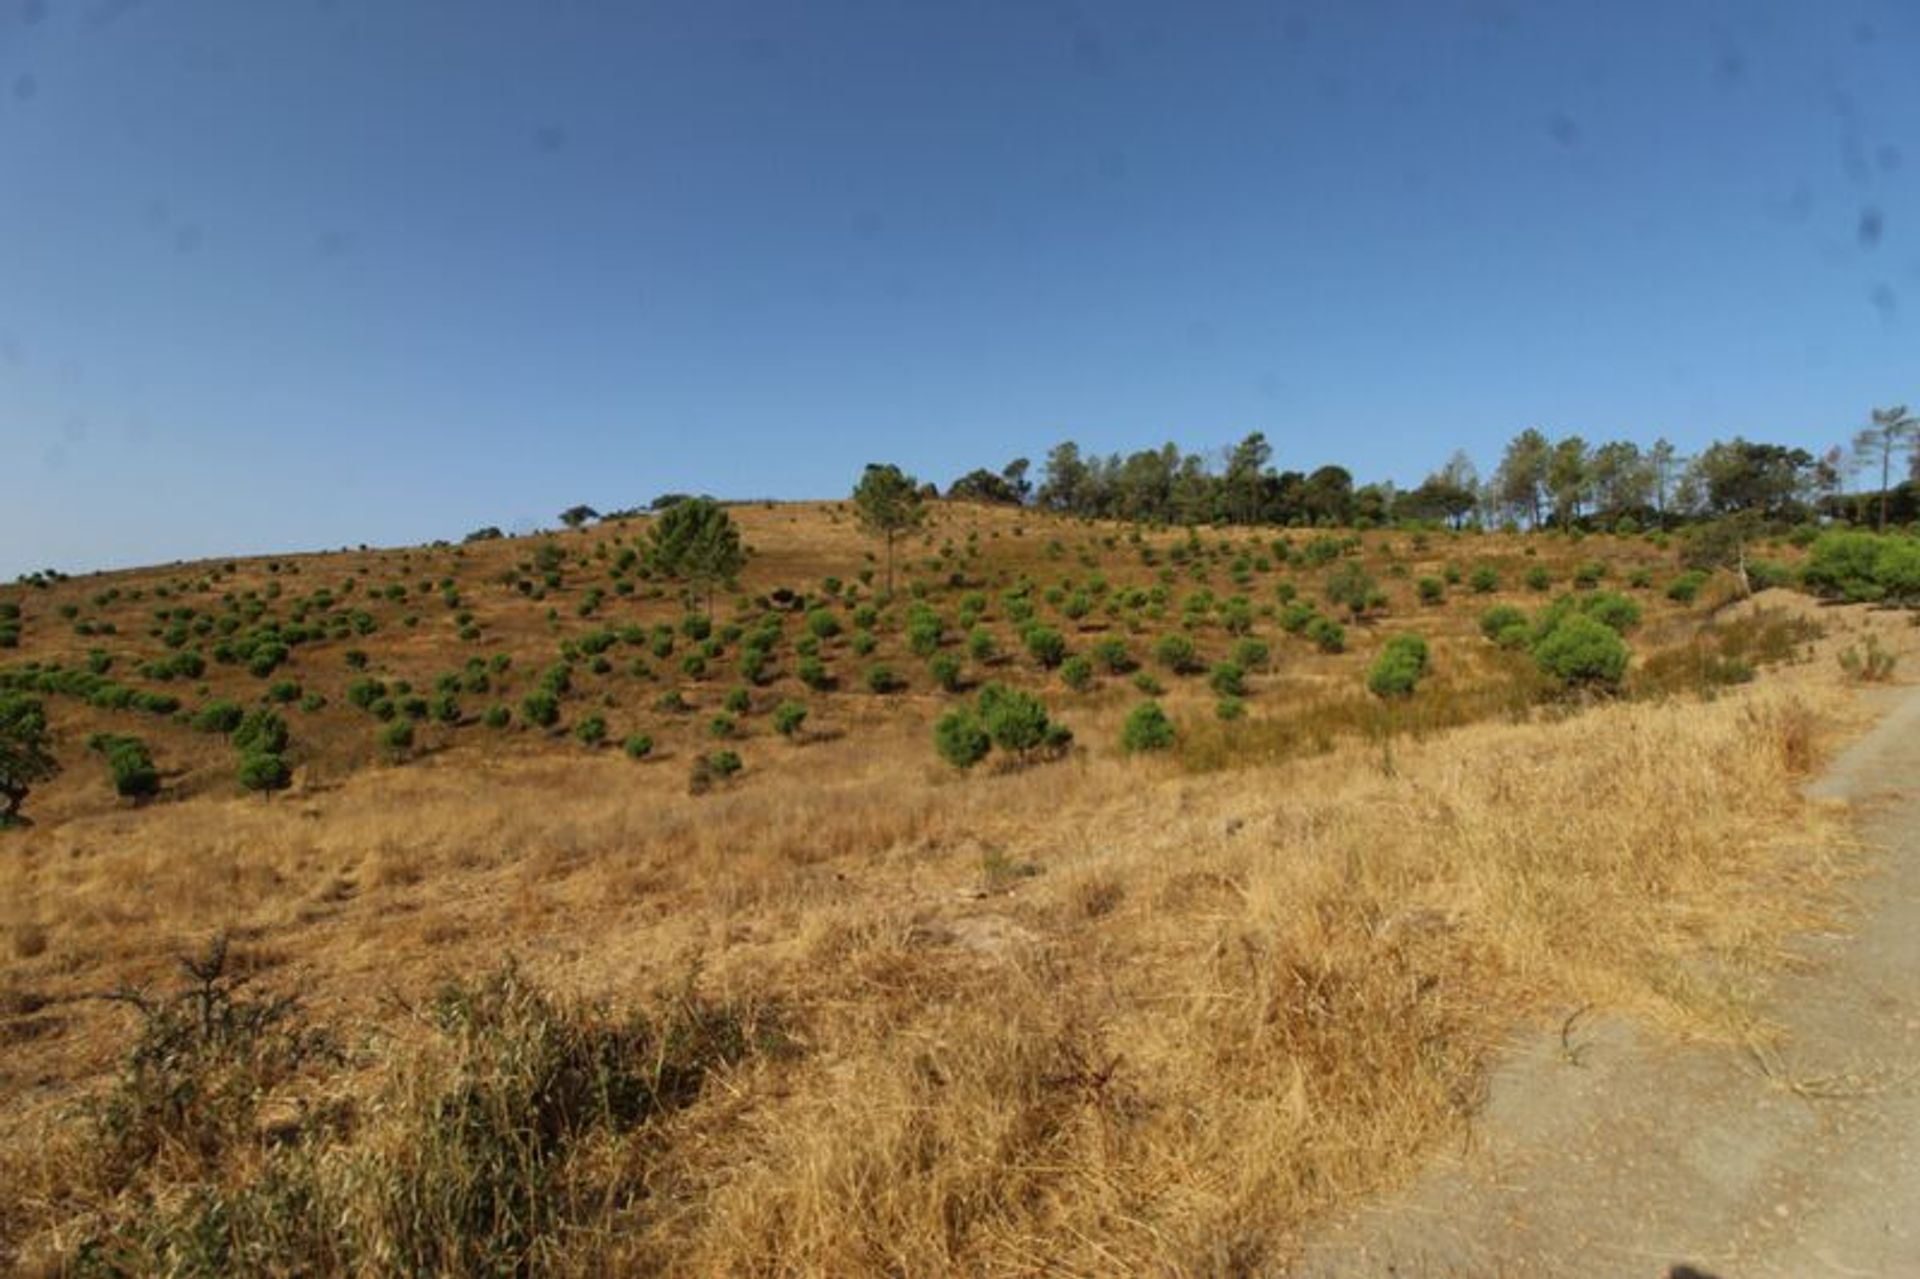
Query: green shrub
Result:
<box><xmin>1532</xmin><ymin>613</ymin><xmax>1630</xmax><ymax>687</ymax></box>
<box><xmin>929</xmin><ymin>652</ymin><xmax>963</xmax><ymax>692</ymax></box>
<box><xmin>1120</xmin><ymin>701</ymin><xmax>1175</xmax><ymax>753</ymax></box>
<box><xmin>1305</xmin><ymin>616</ymin><xmax>1346</xmax><ymax>653</ymax></box>
<box><xmin>865</xmin><ymin>665</ymin><xmax>902</xmax><ymax>694</ymax></box>
<box><xmin>521</xmin><ymin>690</ymin><xmax>560</xmax><ymax>728</ymax></box>
<box><xmin>231</xmin><ymin>709</ymin><xmax>290</xmax><ymax>756</ymax></box>
<box><xmin>978</xmin><ymin>683</ymin><xmax>1069</xmax><ymax>758</ymax></box>
<box><xmin>1208</xmin><ymin>661</ymin><xmax>1246</xmax><ymax>697</ymax></box>
<box><xmin>934</xmin><ymin>708</ymin><xmax>991</xmax><ymax>769</ymax></box>
<box><xmin>797</xmin><ymin>656</ymin><xmax>831</xmax><ymax>691</ymax></box>
<box><xmin>1366</xmin><ymin>633</ymin><xmax>1431</xmax><ymax>698</ymax></box>
<box><xmin>1023</xmin><ymin>625</ymin><xmax>1067</xmax><ymax>669</ymax></box>
<box><xmin>1091</xmin><ymin>637</ymin><xmax>1135</xmax><ymax>673</ymax></box>
<box><xmin>708</xmin><ymin>713</ymin><xmax>737</xmax><ymax>739</ymax></box>
<box><xmin>1479</xmin><ymin>603</ymin><xmax>1530</xmax><ymax>649</ymax></box>
<box><xmin>1215</xmin><ymin>695</ymin><xmax>1246</xmax><ymax>721</ymax></box>
<box><xmin>266</xmin><ymin>680</ymin><xmax>301</xmax><ymax>704</ymax></box>
<box><xmin>380</xmin><ymin>719</ymin><xmax>415</xmax><ymax>756</ymax></box>
<box><xmin>92</xmin><ymin>734</ymin><xmax>159</xmax><ymax>799</ymax></box>
<box><xmin>967</xmin><ymin>627</ymin><xmax>998</xmax><ymax>663</ymax></box>
<box><xmin>1153</xmin><ymin>632</ymin><xmax>1201</xmax><ymax>673</ymax></box>
<box><xmin>623</xmin><ymin>733</ymin><xmax>654</xmax><ymax>759</ymax></box>
<box><xmin>1525</xmin><ymin>566</ymin><xmax>1552</xmax><ymax>592</ymax></box>
<box><xmin>722</xmin><ymin>687</ymin><xmax>750</xmax><ymax>715</ymax></box>
<box><xmin>1132</xmin><ymin>672</ymin><xmax>1165</xmax><ymax>695</ymax></box>
<box><xmin>773</xmin><ymin>700</ymin><xmax>807</xmax><ymax>737</ymax></box>
<box><xmin>851</xmin><ymin>631</ymin><xmax>878</xmax><ymax>657</ymax></box>
<box><xmin>1469</xmin><ymin>566</ymin><xmax>1500</xmax><ymax>594</ymax></box>
<box><xmin>1803</xmin><ymin>531</ymin><xmax>1920</xmax><ymax>604</ymax></box>
<box><xmin>193</xmin><ymin>699</ymin><xmax>245</xmax><ymax>733</ymax></box>
<box><xmin>574</xmin><ymin>715</ymin><xmax>608</xmax><ymax>746</ymax></box>
<box><xmin>483</xmin><ymin>704</ymin><xmax>512</xmax><ymax>729</ymax></box>
<box><xmin>1060</xmin><ymin>655</ymin><xmax>1094</xmax><ymax>692</ymax></box>
<box><xmin>236</xmin><ymin>751</ymin><xmax>291</xmax><ymax>793</ymax></box>
<box><xmin>1571</xmin><ymin>561</ymin><xmax>1605</xmax><ymax>589</ymax></box>
<box><xmin>1416</xmin><ymin>576</ymin><xmax>1445</xmax><ymax>605</ymax></box>
<box><xmin>1579</xmin><ymin>591</ymin><xmax>1642</xmax><ymax>635</ymax></box>
<box><xmin>1666</xmin><ymin>570</ymin><xmax>1709</xmax><ymax>603</ymax></box>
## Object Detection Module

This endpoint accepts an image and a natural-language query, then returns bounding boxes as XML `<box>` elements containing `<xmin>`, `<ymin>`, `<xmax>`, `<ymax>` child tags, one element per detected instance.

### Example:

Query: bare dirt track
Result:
<box><xmin>1291</xmin><ymin>680</ymin><xmax>1920</xmax><ymax>1279</ymax></box>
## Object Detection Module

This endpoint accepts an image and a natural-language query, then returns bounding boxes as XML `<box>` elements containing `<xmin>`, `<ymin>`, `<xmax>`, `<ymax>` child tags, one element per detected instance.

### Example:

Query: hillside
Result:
<box><xmin>0</xmin><ymin>502</ymin><xmax>1907</xmax><ymax>1274</ymax></box>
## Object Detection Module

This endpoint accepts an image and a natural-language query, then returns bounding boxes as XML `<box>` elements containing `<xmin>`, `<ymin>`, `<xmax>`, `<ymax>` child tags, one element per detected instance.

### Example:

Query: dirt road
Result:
<box><xmin>1291</xmin><ymin>683</ymin><xmax>1920</xmax><ymax>1279</ymax></box>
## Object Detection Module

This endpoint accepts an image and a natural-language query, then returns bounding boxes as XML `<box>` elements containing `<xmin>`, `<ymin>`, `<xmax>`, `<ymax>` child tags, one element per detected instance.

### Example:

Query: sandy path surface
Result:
<box><xmin>1290</xmin><ymin>681</ymin><xmax>1920</xmax><ymax>1279</ymax></box>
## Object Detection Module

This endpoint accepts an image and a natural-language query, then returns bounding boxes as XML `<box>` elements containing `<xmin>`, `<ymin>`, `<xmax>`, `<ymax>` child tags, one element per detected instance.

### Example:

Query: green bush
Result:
<box><xmin>798</xmin><ymin>656</ymin><xmax>831</xmax><ymax>691</ymax></box>
<box><xmin>1215</xmin><ymin>695</ymin><xmax>1246</xmax><ymax>721</ymax></box>
<box><xmin>521</xmin><ymin>690</ymin><xmax>560</xmax><ymax>728</ymax></box>
<box><xmin>266</xmin><ymin>680</ymin><xmax>301</xmax><ymax>704</ymax></box>
<box><xmin>708</xmin><ymin>713</ymin><xmax>736</xmax><ymax>739</ymax></box>
<box><xmin>1666</xmin><ymin>570</ymin><xmax>1709</xmax><ymax>604</ymax></box>
<box><xmin>574</xmin><ymin>715</ymin><xmax>608</xmax><ymax>746</ymax></box>
<box><xmin>1416</xmin><ymin>576</ymin><xmax>1444</xmax><ymax>605</ymax></box>
<box><xmin>865</xmin><ymin>665</ymin><xmax>903</xmax><ymax>694</ymax></box>
<box><xmin>237</xmin><ymin>751</ymin><xmax>291</xmax><ymax>793</ymax></box>
<box><xmin>929</xmin><ymin>652</ymin><xmax>963</xmax><ymax>692</ymax></box>
<box><xmin>1469</xmin><ymin>566</ymin><xmax>1500</xmax><ymax>594</ymax></box>
<box><xmin>1208</xmin><ymin>661</ymin><xmax>1246</xmax><ymax>698</ymax></box>
<box><xmin>1366</xmin><ymin>633</ymin><xmax>1431</xmax><ymax>698</ymax></box>
<box><xmin>380</xmin><ymin>719</ymin><xmax>415</xmax><ymax>756</ymax></box>
<box><xmin>773</xmin><ymin>700</ymin><xmax>807</xmax><ymax>737</ymax></box>
<box><xmin>623</xmin><ymin>733</ymin><xmax>654</xmax><ymax>759</ymax></box>
<box><xmin>1060</xmin><ymin>655</ymin><xmax>1094</xmax><ymax>692</ymax></box>
<box><xmin>967</xmin><ymin>626</ymin><xmax>998</xmax><ymax>663</ymax></box>
<box><xmin>1120</xmin><ymin>701</ymin><xmax>1176</xmax><ymax>753</ymax></box>
<box><xmin>1091</xmin><ymin>636</ymin><xmax>1135</xmax><ymax>673</ymax></box>
<box><xmin>722</xmin><ymin>687</ymin><xmax>750</xmax><ymax>715</ymax></box>
<box><xmin>231</xmin><ymin>709</ymin><xmax>290</xmax><ymax>756</ymax></box>
<box><xmin>1803</xmin><ymin>531</ymin><xmax>1920</xmax><ymax>604</ymax></box>
<box><xmin>1525</xmin><ymin>566</ymin><xmax>1552</xmax><ymax>592</ymax></box>
<box><xmin>193</xmin><ymin>699</ymin><xmax>245</xmax><ymax>733</ymax></box>
<box><xmin>483</xmin><ymin>704</ymin><xmax>511</xmax><ymax>729</ymax></box>
<box><xmin>1153</xmin><ymin>632</ymin><xmax>1200</xmax><ymax>673</ymax></box>
<box><xmin>1532</xmin><ymin>613</ymin><xmax>1630</xmax><ymax>687</ymax></box>
<box><xmin>1023</xmin><ymin>624</ymin><xmax>1067</xmax><ymax>669</ymax></box>
<box><xmin>91</xmin><ymin>734</ymin><xmax>159</xmax><ymax>799</ymax></box>
<box><xmin>1305</xmin><ymin>616</ymin><xmax>1346</xmax><ymax>653</ymax></box>
<box><xmin>978</xmin><ymin>683</ymin><xmax>1070</xmax><ymax>758</ymax></box>
<box><xmin>934</xmin><ymin>708</ymin><xmax>991</xmax><ymax>769</ymax></box>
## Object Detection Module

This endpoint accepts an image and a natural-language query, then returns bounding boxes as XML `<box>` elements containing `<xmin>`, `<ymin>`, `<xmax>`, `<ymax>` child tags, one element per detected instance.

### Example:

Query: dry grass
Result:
<box><xmin>0</xmin><ymin>507</ymin><xmax>1907</xmax><ymax>1275</ymax></box>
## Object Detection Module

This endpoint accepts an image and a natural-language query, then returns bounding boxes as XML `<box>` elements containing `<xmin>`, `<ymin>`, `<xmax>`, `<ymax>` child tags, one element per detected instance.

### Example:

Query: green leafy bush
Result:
<box><xmin>1666</xmin><ymin>570</ymin><xmax>1709</xmax><ymax>603</ymax></box>
<box><xmin>1023</xmin><ymin>625</ymin><xmax>1067</xmax><ymax>669</ymax></box>
<box><xmin>484</xmin><ymin>704</ymin><xmax>511</xmax><ymax>729</ymax></box>
<box><xmin>1305</xmin><ymin>616</ymin><xmax>1346</xmax><ymax>653</ymax></box>
<box><xmin>1532</xmin><ymin>613</ymin><xmax>1630</xmax><ymax>688</ymax></box>
<box><xmin>1060</xmin><ymin>655</ymin><xmax>1094</xmax><ymax>692</ymax></box>
<box><xmin>574</xmin><ymin>715</ymin><xmax>608</xmax><ymax>746</ymax></box>
<box><xmin>934</xmin><ymin>708</ymin><xmax>990</xmax><ymax>769</ymax></box>
<box><xmin>1803</xmin><ymin>531</ymin><xmax>1920</xmax><ymax>604</ymax></box>
<box><xmin>237</xmin><ymin>752</ymin><xmax>291</xmax><ymax>794</ymax></box>
<box><xmin>1120</xmin><ymin>701</ymin><xmax>1175</xmax><ymax>753</ymax></box>
<box><xmin>773</xmin><ymin>700</ymin><xmax>807</xmax><ymax>737</ymax></box>
<box><xmin>193</xmin><ymin>699</ymin><xmax>245</xmax><ymax>733</ymax></box>
<box><xmin>623</xmin><ymin>733</ymin><xmax>654</xmax><ymax>759</ymax></box>
<box><xmin>1153</xmin><ymin>632</ymin><xmax>1200</xmax><ymax>673</ymax></box>
<box><xmin>231</xmin><ymin>709</ymin><xmax>289</xmax><ymax>756</ymax></box>
<box><xmin>1208</xmin><ymin>661</ymin><xmax>1247</xmax><ymax>698</ymax></box>
<box><xmin>521</xmin><ymin>690</ymin><xmax>560</xmax><ymax>728</ymax></box>
<box><xmin>1366</xmin><ymin>633</ymin><xmax>1431</xmax><ymax>698</ymax></box>
<box><xmin>1478</xmin><ymin>604</ymin><xmax>1530</xmax><ymax>649</ymax></box>
<box><xmin>380</xmin><ymin>719</ymin><xmax>415</xmax><ymax>757</ymax></box>
<box><xmin>91</xmin><ymin>733</ymin><xmax>159</xmax><ymax>800</ymax></box>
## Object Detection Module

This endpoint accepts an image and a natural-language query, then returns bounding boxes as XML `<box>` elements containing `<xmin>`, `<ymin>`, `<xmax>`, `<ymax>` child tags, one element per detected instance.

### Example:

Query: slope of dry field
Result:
<box><xmin>0</xmin><ymin>504</ymin><xmax>1907</xmax><ymax>1274</ymax></box>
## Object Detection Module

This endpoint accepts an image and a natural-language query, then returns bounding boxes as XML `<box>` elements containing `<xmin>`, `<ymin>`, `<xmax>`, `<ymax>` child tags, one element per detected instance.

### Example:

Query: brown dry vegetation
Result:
<box><xmin>1</xmin><ymin>503</ymin><xmax>1913</xmax><ymax>1274</ymax></box>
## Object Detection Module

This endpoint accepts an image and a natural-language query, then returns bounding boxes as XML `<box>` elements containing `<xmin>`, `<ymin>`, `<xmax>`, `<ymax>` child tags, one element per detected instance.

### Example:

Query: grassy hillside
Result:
<box><xmin>0</xmin><ymin>501</ymin><xmax>1903</xmax><ymax>1274</ymax></box>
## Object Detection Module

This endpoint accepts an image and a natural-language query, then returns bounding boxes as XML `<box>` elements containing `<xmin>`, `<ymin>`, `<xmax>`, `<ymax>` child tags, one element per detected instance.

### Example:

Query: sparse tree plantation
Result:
<box><xmin>0</xmin><ymin>492</ymin><xmax>1914</xmax><ymax>1275</ymax></box>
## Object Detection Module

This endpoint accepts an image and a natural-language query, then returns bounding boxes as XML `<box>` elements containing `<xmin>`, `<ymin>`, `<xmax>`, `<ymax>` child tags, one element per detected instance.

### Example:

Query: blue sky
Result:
<box><xmin>1</xmin><ymin>0</ymin><xmax>1914</xmax><ymax>577</ymax></box>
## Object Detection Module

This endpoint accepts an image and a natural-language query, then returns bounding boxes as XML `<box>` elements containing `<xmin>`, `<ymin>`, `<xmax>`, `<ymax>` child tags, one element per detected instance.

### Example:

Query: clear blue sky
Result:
<box><xmin>2</xmin><ymin>1</ymin><xmax>1914</xmax><ymax>577</ymax></box>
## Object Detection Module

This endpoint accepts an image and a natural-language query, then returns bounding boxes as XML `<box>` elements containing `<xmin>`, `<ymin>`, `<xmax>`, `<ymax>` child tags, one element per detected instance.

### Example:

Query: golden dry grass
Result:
<box><xmin>0</xmin><ymin>505</ymin><xmax>1912</xmax><ymax>1274</ymax></box>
